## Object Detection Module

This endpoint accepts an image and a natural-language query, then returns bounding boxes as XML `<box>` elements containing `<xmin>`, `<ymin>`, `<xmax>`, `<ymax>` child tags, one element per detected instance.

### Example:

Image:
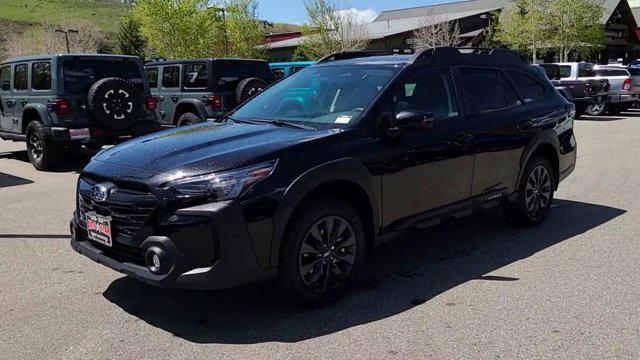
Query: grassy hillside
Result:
<box><xmin>0</xmin><ymin>0</ymin><xmax>130</xmax><ymax>33</ymax></box>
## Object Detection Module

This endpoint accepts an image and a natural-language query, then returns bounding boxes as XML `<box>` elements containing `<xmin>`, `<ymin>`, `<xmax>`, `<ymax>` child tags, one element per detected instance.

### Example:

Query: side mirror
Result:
<box><xmin>396</xmin><ymin>110</ymin><xmax>435</xmax><ymax>128</ymax></box>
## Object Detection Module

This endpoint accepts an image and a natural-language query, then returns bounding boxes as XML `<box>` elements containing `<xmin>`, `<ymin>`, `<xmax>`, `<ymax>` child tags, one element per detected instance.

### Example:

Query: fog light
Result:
<box><xmin>145</xmin><ymin>246</ymin><xmax>165</xmax><ymax>274</ymax></box>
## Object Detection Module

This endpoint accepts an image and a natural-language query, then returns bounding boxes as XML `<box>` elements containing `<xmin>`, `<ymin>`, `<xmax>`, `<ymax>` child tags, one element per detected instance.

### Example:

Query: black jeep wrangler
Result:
<box><xmin>144</xmin><ymin>59</ymin><xmax>274</xmax><ymax>126</ymax></box>
<box><xmin>71</xmin><ymin>48</ymin><xmax>576</xmax><ymax>305</ymax></box>
<box><xmin>0</xmin><ymin>54</ymin><xmax>161</xmax><ymax>170</ymax></box>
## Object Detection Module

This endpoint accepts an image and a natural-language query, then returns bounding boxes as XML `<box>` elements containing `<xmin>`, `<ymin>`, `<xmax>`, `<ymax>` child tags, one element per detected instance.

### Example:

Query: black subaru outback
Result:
<box><xmin>70</xmin><ymin>48</ymin><xmax>577</xmax><ymax>305</ymax></box>
<box><xmin>0</xmin><ymin>54</ymin><xmax>161</xmax><ymax>170</ymax></box>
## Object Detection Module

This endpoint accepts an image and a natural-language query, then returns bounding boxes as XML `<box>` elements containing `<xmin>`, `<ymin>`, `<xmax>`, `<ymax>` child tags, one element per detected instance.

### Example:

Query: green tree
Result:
<box><xmin>549</xmin><ymin>0</ymin><xmax>605</xmax><ymax>61</ymax></box>
<box><xmin>295</xmin><ymin>0</ymin><xmax>369</xmax><ymax>60</ymax></box>
<box><xmin>223</xmin><ymin>0</ymin><xmax>267</xmax><ymax>59</ymax></box>
<box><xmin>495</xmin><ymin>0</ymin><xmax>550</xmax><ymax>62</ymax></box>
<box><xmin>117</xmin><ymin>14</ymin><xmax>147</xmax><ymax>58</ymax></box>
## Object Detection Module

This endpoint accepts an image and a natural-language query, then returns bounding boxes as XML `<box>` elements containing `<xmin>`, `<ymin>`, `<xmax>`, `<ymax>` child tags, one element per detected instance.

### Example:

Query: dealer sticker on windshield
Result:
<box><xmin>335</xmin><ymin>115</ymin><xmax>352</xmax><ymax>124</ymax></box>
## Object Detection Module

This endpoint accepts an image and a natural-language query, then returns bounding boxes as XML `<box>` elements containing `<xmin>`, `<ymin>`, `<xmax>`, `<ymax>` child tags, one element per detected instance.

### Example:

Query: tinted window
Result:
<box><xmin>507</xmin><ymin>70</ymin><xmax>545</xmax><ymax>102</ymax></box>
<box><xmin>627</xmin><ymin>68</ymin><xmax>640</xmax><ymax>76</ymax></box>
<box><xmin>393</xmin><ymin>68</ymin><xmax>458</xmax><ymax>121</ymax></box>
<box><xmin>145</xmin><ymin>67</ymin><xmax>158</xmax><ymax>88</ymax></box>
<box><xmin>459</xmin><ymin>68</ymin><xmax>507</xmax><ymax>114</ymax></box>
<box><xmin>559</xmin><ymin>66</ymin><xmax>572</xmax><ymax>78</ymax></box>
<box><xmin>501</xmin><ymin>74</ymin><xmax>522</xmax><ymax>107</ymax></box>
<box><xmin>539</xmin><ymin>64</ymin><xmax>560</xmax><ymax>80</ymax></box>
<box><xmin>32</xmin><ymin>62</ymin><xmax>51</xmax><ymax>90</ymax></box>
<box><xmin>162</xmin><ymin>66</ymin><xmax>180</xmax><ymax>88</ymax></box>
<box><xmin>63</xmin><ymin>59</ymin><xmax>143</xmax><ymax>94</ymax></box>
<box><xmin>271</xmin><ymin>68</ymin><xmax>285</xmax><ymax>80</ymax></box>
<box><xmin>217</xmin><ymin>61</ymin><xmax>271</xmax><ymax>91</ymax></box>
<box><xmin>183</xmin><ymin>63</ymin><xmax>208</xmax><ymax>89</ymax></box>
<box><xmin>595</xmin><ymin>69</ymin><xmax>628</xmax><ymax>76</ymax></box>
<box><xmin>14</xmin><ymin>64</ymin><xmax>28</xmax><ymax>91</ymax></box>
<box><xmin>0</xmin><ymin>66</ymin><xmax>10</xmax><ymax>91</ymax></box>
<box><xmin>578</xmin><ymin>67</ymin><xmax>595</xmax><ymax>77</ymax></box>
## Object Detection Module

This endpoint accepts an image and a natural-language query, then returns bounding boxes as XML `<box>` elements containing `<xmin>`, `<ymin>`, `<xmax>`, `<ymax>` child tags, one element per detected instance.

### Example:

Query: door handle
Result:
<box><xmin>518</xmin><ymin>119</ymin><xmax>535</xmax><ymax>131</ymax></box>
<box><xmin>455</xmin><ymin>132</ymin><xmax>474</xmax><ymax>144</ymax></box>
<box><xmin>170</xmin><ymin>95</ymin><xmax>179</xmax><ymax>102</ymax></box>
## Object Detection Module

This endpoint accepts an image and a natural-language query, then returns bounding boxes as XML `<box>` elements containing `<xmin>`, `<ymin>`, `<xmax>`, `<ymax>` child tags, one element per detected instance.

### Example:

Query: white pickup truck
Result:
<box><xmin>556</xmin><ymin>62</ymin><xmax>639</xmax><ymax>115</ymax></box>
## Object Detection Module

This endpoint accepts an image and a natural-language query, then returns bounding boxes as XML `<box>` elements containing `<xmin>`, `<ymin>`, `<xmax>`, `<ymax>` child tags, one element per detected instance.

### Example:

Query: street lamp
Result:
<box><xmin>54</xmin><ymin>29</ymin><xmax>79</xmax><ymax>53</ymax></box>
<box><xmin>208</xmin><ymin>6</ymin><xmax>229</xmax><ymax>57</ymax></box>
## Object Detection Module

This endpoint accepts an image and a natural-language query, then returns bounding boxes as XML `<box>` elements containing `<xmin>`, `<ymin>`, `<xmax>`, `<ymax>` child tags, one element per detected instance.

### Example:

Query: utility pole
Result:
<box><xmin>208</xmin><ymin>6</ymin><xmax>229</xmax><ymax>57</ymax></box>
<box><xmin>54</xmin><ymin>29</ymin><xmax>79</xmax><ymax>53</ymax></box>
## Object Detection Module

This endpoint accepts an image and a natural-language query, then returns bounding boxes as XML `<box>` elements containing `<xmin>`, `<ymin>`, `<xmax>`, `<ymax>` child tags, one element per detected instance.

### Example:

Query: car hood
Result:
<box><xmin>92</xmin><ymin>121</ymin><xmax>339</xmax><ymax>179</ymax></box>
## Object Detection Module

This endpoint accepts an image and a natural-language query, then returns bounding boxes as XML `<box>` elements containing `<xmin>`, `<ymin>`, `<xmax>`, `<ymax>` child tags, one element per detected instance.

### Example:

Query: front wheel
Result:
<box><xmin>279</xmin><ymin>197</ymin><xmax>366</xmax><ymax>306</ymax></box>
<box><xmin>26</xmin><ymin>121</ymin><xmax>61</xmax><ymax>171</ymax></box>
<box><xmin>503</xmin><ymin>157</ymin><xmax>555</xmax><ymax>226</ymax></box>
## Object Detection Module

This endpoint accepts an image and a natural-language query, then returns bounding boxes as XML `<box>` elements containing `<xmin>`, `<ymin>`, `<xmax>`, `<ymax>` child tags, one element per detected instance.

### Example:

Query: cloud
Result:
<box><xmin>335</xmin><ymin>7</ymin><xmax>378</xmax><ymax>24</ymax></box>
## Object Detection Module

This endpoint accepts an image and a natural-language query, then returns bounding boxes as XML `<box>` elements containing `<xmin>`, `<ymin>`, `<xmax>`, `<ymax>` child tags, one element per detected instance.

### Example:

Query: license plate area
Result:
<box><xmin>86</xmin><ymin>212</ymin><xmax>113</xmax><ymax>247</ymax></box>
<box><xmin>69</xmin><ymin>128</ymin><xmax>91</xmax><ymax>140</ymax></box>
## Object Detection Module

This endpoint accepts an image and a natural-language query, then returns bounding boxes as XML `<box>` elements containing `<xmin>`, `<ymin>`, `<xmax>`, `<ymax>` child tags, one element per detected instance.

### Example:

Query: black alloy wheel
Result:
<box><xmin>524</xmin><ymin>165</ymin><xmax>552</xmax><ymax>219</ymax></box>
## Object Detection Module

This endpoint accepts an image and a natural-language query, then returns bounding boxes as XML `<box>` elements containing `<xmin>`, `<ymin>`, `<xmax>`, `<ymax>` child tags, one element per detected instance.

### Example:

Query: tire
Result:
<box><xmin>585</xmin><ymin>102</ymin><xmax>606</xmax><ymax>116</ymax></box>
<box><xmin>87</xmin><ymin>77</ymin><xmax>143</xmax><ymax>130</ymax></box>
<box><xmin>503</xmin><ymin>156</ymin><xmax>555</xmax><ymax>227</ymax></box>
<box><xmin>236</xmin><ymin>78</ymin><xmax>268</xmax><ymax>104</ymax></box>
<box><xmin>177</xmin><ymin>112</ymin><xmax>199</xmax><ymax>126</ymax></box>
<box><xmin>279</xmin><ymin>197</ymin><xmax>366</xmax><ymax>306</ymax></box>
<box><xmin>25</xmin><ymin>121</ymin><xmax>61</xmax><ymax>171</ymax></box>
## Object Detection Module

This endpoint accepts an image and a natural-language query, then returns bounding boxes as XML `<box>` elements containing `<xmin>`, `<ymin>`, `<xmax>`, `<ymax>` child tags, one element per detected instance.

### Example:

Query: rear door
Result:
<box><xmin>0</xmin><ymin>65</ymin><xmax>14</xmax><ymax>132</ymax></box>
<box><xmin>158</xmin><ymin>65</ymin><xmax>181</xmax><ymax>124</ymax></box>
<box><xmin>11</xmin><ymin>63</ymin><xmax>29</xmax><ymax>132</ymax></box>
<box><xmin>457</xmin><ymin>67</ymin><xmax>542</xmax><ymax>198</ymax></box>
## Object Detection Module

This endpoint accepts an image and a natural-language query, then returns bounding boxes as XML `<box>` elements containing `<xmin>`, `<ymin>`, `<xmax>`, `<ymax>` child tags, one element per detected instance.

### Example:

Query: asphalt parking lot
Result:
<box><xmin>1</xmin><ymin>113</ymin><xmax>639</xmax><ymax>359</ymax></box>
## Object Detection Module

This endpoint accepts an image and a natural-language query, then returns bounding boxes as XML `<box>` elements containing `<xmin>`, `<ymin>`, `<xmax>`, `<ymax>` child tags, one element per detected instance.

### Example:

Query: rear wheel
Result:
<box><xmin>503</xmin><ymin>156</ymin><xmax>555</xmax><ymax>226</ymax></box>
<box><xmin>177</xmin><ymin>112</ymin><xmax>199</xmax><ymax>126</ymax></box>
<box><xmin>279</xmin><ymin>197</ymin><xmax>366</xmax><ymax>306</ymax></box>
<box><xmin>26</xmin><ymin>121</ymin><xmax>61</xmax><ymax>171</ymax></box>
<box><xmin>585</xmin><ymin>102</ymin><xmax>606</xmax><ymax>116</ymax></box>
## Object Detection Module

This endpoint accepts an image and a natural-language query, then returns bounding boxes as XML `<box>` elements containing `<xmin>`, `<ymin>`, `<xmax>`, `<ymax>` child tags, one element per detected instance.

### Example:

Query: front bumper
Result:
<box><xmin>70</xmin><ymin>201</ymin><xmax>274</xmax><ymax>290</ymax></box>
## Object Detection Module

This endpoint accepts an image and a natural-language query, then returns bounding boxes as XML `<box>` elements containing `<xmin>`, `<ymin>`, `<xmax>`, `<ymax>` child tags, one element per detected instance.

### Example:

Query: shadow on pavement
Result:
<box><xmin>103</xmin><ymin>199</ymin><xmax>625</xmax><ymax>344</ymax></box>
<box><xmin>0</xmin><ymin>172</ymin><xmax>33</xmax><ymax>188</ymax></box>
<box><xmin>0</xmin><ymin>148</ymin><xmax>96</xmax><ymax>173</ymax></box>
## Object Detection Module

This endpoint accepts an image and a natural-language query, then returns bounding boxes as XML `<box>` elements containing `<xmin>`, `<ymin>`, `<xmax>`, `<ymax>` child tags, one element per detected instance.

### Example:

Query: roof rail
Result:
<box><xmin>317</xmin><ymin>50</ymin><xmax>396</xmax><ymax>63</ymax></box>
<box><xmin>413</xmin><ymin>47</ymin><xmax>529</xmax><ymax>65</ymax></box>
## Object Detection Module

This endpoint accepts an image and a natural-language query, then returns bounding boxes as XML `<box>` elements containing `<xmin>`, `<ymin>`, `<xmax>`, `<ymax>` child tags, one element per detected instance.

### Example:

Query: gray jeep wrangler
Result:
<box><xmin>0</xmin><ymin>54</ymin><xmax>161</xmax><ymax>170</ymax></box>
<box><xmin>144</xmin><ymin>59</ymin><xmax>274</xmax><ymax>126</ymax></box>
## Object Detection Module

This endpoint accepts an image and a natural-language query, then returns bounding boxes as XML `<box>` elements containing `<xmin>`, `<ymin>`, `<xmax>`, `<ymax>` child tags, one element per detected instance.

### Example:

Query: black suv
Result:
<box><xmin>144</xmin><ymin>59</ymin><xmax>274</xmax><ymax>126</ymax></box>
<box><xmin>70</xmin><ymin>48</ymin><xmax>577</xmax><ymax>305</ymax></box>
<box><xmin>0</xmin><ymin>54</ymin><xmax>161</xmax><ymax>170</ymax></box>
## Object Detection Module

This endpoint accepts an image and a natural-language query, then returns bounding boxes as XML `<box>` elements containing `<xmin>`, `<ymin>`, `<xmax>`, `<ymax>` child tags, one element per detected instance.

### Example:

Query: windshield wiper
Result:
<box><xmin>267</xmin><ymin>119</ymin><xmax>314</xmax><ymax>130</ymax></box>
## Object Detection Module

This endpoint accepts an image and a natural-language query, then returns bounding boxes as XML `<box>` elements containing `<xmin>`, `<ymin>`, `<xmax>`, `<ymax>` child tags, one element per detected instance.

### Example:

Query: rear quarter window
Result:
<box><xmin>506</xmin><ymin>70</ymin><xmax>546</xmax><ymax>103</ymax></box>
<box><xmin>32</xmin><ymin>62</ymin><xmax>52</xmax><ymax>90</ymax></box>
<box><xmin>183</xmin><ymin>63</ymin><xmax>208</xmax><ymax>89</ymax></box>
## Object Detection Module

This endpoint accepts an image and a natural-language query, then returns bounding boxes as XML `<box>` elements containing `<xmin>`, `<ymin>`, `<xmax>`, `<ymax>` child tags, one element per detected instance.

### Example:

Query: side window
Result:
<box><xmin>501</xmin><ymin>73</ymin><xmax>522</xmax><ymax>107</ymax></box>
<box><xmin>0</xmin><ymin>66</ymin><xmax>10</xmax><ymax>91</ymax></box>
<box><xmin>459</xmin><ymin>68</ymin><xmax>507</xmax><ymax>114</ymax></box>
<box><xmin>161</xmin><ymin>66</ymin><xmax>180</xmax><ymax>88</ymax></box>
<box><xmin>14</xmin><ymin>64</ymin><xmax>28</xmax><ymax>91</ymax></box>
<box><xmin>31</xmin><ymin>62</ymin><xmax>52</xmax><ymax>91</ymax></box>
<box><xmin>393</xmin><ymin>67</ymin><xmax>458</xmax><ymax>121</ymax></box>
<box><xmin>559</xmin><ymin>66</ymin><xmax>572</xmax><ymax>78</ymax></box>
<box><xmin>506</xmin><ymin>70</ymin><xmax>546</xmax><ymax>103</ymax></box>
<box><xmin>271</xmin><ymin>68</ymin><xmax>285</xmax><ymax>80</ymax></box>
<box><xmin>145</xmin><ymin>67</ymin><xmax>158</xmax><ymax>88</ymax></box>
<box><xmin>183</xmin><ymin>63</ymin><xmax>208</xmax><ymax>89</ymax></box>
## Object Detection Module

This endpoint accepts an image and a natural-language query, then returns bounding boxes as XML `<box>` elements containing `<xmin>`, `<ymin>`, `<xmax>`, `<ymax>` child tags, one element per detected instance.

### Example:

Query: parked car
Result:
<box><xmin>556</xmin><ymin>62</ymin><xmax>640</xmax><ymax>115</ymax></box>
<box><xmin>536</xmin><ymin>63</ymin><xmax>609</xmax><ymax>118</ymax></box>
<box><xmin>70</xmin><ymin>48</ymin><xmax>576</xmax><ymax>305</ymax></box>
<box><xmin>269</xmin><ymin>61</ymin><xmax>315</xmax><ymax>80</ymax></box>
<box><xmin>0</xmin><ymin>54</ymin><xmax>161</xmax><ymax>170</ymax></box>
<box><xmin>144</xmin><ymin>59</ymin><xmax>275</xmax><ymax>126</ymax></box>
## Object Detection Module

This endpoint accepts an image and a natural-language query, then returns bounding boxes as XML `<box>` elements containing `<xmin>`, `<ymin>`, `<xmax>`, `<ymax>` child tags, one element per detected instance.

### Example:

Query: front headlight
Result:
<box><xmin>166</xmin><ymin>159</ymin><xmax>278</xmax><ymax>199</ymax></box>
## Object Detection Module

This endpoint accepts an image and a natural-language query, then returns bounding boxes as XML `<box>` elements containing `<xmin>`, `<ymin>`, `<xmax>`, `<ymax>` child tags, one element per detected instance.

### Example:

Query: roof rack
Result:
<box><xmin>317</xmin><ymin>50</ymin><xmax>396</xmax><ymax>63</ymax></box>
<box><xmin>413</xmin><ymin>47</ymin><xmax>529</xmax><ymax>65</ymax></box>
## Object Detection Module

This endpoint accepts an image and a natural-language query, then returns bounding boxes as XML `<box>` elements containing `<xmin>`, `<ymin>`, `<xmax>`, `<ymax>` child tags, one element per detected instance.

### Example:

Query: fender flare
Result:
<box><xmin>22</xmin><ymin>103</ymin><xmax>52</xmax><ymax>129</ymax></box>
<box><xmin>515</xmin><ymin>129</ymin><xmax>561</xmax><ymax>192</ymax></box>
<box><xmin>269</xmin><ymin>158</ymin><xmax>381</xmax><ymax>267</ymax></box>
<box><xmin>173</xmin><ymin>99</ymin><xmax>208</xmax><ymax>123</ymax></box>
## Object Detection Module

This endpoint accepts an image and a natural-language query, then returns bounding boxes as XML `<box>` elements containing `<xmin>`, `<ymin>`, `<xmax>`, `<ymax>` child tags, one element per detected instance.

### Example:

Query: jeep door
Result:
<box><xmin>456</xmin><ymin>67</ymin><xmax>544</xmax><ymax>198</ymax></box>
<box><xmin>158</xmin><ymin>65</ymin><xmax>181</xmax><ymax>125</ymax></box>
<box><xmin>380</xmin><ymin>67</ymin><xmax>474</xmax><ymax>226</ymax></box>
<box><xmin>11</xmin><ymin>63</ymin><xmax>29</xmax><ymax>132</ymax></box>
<box><xmin>0</xmin><ymin>65</ymin><xmax>14</xmax><ymax>131</ymax></box>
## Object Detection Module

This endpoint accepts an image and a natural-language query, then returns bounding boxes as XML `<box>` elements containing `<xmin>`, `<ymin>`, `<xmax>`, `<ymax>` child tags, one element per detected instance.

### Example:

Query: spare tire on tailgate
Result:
<box><xmin>87</xmin><ymin>77</ymin><xmax>143</xmax><ymax>130</ymax></box>
<box><xmin>236</xmin><ymin>77</ymin><xmax>268</xmax><ymax>104</ymax></box>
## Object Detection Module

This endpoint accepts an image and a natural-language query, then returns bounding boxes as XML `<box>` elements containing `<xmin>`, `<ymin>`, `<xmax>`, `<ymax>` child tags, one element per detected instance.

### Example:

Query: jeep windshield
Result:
<box><xmin>63</xmin><ymin>59</ymin><xmax>144</xmax><ymax>94</ymax></box>
<box><xmin>231</xmin><ymin>65</ymin><xmax>400</xmax><ymax>127</ymax></box>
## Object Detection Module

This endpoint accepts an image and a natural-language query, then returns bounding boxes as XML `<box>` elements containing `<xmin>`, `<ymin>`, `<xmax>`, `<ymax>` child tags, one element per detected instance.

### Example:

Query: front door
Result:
<box><xmin>0</xmin><ymin>65</ymin><xmax>14</xmax><ymax>132</ymax></box>
<box><xmin>380</xmin><ymin>67</ymin><xmax>475</xmax><ymax>226</ymax></box>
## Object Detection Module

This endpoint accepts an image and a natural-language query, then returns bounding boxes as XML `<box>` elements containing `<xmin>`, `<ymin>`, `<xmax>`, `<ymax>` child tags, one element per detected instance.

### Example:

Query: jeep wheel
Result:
<box><xmin>585</xmin><ymin>102</ymin><xmax>606</xmax><ymax>116</ymax></box>
<box><xmin>279</xmin><ymin>197</ymin><xmax>365</xmax><ymax>306</ymax></box>
<box><xmin>87</xmin><ymin>77</ymin><xmax>143</xmax><ymax>130</ymax></box>
<box><xmin>26</xmin><ymin>121</ymin><xmax>61</xmax><ymax>171</ymax></box>
<box><xmin>503</xmin><ymin>156</ymin><xmax>555</xmax><ymax>226</ymax></box>
<box><xmin>177</xmin><ymin>112</ymin><xmax>199</xmax><ymax>126</ymax></box>
<box><xmin>236</xmin><ymin>78</ymin><xmax>268</xmax><ymax>104</ymax></box>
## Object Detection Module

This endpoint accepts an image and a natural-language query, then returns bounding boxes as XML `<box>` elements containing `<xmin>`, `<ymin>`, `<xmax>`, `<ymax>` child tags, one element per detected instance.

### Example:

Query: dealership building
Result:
<box><xmin>267</xmin><ymin>0</ymin><xmax>640</xmax><ymax>64</ymax></box>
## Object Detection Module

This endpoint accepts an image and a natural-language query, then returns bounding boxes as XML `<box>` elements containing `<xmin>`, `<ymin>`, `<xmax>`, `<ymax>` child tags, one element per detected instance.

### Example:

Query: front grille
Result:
<box><xmin>77</xmin><ymin>176</ymin><xmax>158</xmax><ymax>243</ymax></box>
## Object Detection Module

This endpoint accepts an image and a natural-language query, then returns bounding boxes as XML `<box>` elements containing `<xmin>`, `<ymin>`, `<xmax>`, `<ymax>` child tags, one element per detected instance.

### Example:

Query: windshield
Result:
<box><xmin>232</xmin><ymin>65</ymin><xmax>400</xmax><ymax>126</ymax></box>
<box><xmin>63</xmin><ymin>59</ymin><xmax>144</xmax><ymax>94</ymax></box>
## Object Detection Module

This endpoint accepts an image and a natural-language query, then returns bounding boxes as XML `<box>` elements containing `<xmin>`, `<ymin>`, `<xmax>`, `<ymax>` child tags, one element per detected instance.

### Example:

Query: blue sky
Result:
<box><xmin>258</xmin><ymin>0</ymin><xmax>447</xmax><ymax>24</ymax></box>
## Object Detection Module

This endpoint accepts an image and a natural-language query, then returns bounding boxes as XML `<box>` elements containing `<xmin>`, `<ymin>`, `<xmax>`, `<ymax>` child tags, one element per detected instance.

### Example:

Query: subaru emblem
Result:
<box><xmin>91</xmin><ymin>182</ymin><xmax>114</xmax><ymax>202</ymax></box>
